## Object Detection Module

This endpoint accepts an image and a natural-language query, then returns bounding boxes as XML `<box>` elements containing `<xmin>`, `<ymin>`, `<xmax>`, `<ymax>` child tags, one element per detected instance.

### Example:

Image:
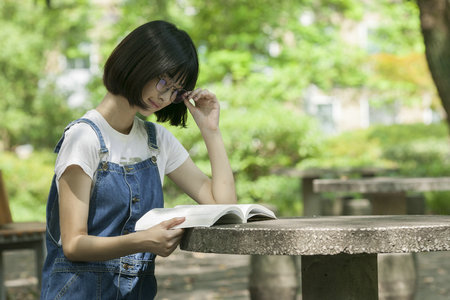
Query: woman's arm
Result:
<box><xmin>59</xmin><ymin>165</ymin><xmax>185</xmax><ymax>262</ymax></box>
<box><xmin>168</xmin><ymin>89</ymin><xmax>237</xmax><ymax>205</ymax></box>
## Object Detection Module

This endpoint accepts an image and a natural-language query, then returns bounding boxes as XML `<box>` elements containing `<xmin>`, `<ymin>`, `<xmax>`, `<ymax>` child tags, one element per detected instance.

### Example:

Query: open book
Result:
<box><xmin>135</xmin><ymin>204</ymin><xmax>276</xmax><ymax>230</ymax></box>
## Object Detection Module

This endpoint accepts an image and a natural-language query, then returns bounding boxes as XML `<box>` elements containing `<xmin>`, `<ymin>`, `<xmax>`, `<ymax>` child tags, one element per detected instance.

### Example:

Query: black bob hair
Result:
<box><xmin>103</xmin><ymin>20</ymin><xmax>199</xmax><ymax>127</ymax></box>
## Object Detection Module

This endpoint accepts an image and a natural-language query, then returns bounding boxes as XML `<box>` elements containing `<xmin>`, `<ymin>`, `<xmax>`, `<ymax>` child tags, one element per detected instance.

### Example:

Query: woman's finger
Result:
<box><xmin>188</xmin><ymin>88</ymin><xmax>213</xmax><ymax>102</ymax></box>
<box><xmin>183</xmin><ymin>97</ymin><xmax>196</xmax><ymax>111</ymax></box>
<box><xmin>188</xmin><ymin>91</ymin><xmax>201</xmax><ymax>102</ymax></box>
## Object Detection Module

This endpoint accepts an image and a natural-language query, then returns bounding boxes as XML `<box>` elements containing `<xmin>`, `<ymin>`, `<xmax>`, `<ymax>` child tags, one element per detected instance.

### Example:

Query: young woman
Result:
<box><xmin>41</xmin><ymin>20</ymin><xmax>236</xmax><ymax>299</ymax></box>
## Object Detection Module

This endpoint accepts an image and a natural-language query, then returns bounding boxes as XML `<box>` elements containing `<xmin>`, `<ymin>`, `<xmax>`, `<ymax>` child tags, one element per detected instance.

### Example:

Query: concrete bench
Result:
<box><xmin>0</xmin><ymin>170</ymin><xmax>46</xmax><ymax>300</ymax></box>
<box><xmin>313</xmin><ymin>176</ymin><xmax>450</xmax><ymax>215</ymax></box>
<box><xmin>273</xmin><ymin>167</ymin><xmax>396</xmax><ymax>216</ymax></box>
<box><xmin>180</xmin><ymin>215</ymin><xmax>450</xmax><ymax>300</ymax></box>
<box><xmin>312</xmin><ymin>176</ymin><xmax>450</xmax><ymax>298</ymax></box>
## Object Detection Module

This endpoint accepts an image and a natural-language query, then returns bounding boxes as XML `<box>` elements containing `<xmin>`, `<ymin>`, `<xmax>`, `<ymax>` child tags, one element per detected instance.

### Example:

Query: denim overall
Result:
<box><xmin>41</xmin><ymin>118</ymin><xmax>163</xmax><ymax>300</ymax></box>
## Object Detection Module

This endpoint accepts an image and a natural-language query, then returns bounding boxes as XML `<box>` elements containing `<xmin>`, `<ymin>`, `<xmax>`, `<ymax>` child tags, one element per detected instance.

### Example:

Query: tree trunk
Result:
<box><xmin>417</xmin><ymin>0</ymin><xmax>450</xmax><ymax>128</ymax></box>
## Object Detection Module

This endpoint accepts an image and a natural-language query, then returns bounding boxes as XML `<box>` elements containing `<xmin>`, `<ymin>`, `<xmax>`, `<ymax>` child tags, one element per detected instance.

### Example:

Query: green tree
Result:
<box><xmin>1</xmin><ymin>0</ymin><xmax>441</xmax><ymax>218</ymax></box>
<box><xmin>97</xmin><ymin>0</ymin><xmax>373</xmax><ymax>213</ymax></box>
<box><xmin>0</xmin><ymin>0</ymin><xmax>93</xmax><ymax>149</ymax></box>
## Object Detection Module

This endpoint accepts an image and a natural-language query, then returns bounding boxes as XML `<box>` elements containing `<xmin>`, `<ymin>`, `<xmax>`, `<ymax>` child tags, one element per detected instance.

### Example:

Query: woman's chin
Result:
<box><xmin>138</xmin><ymin>108</ymin><xmax>156</xmax><ymax>117</ymax></box>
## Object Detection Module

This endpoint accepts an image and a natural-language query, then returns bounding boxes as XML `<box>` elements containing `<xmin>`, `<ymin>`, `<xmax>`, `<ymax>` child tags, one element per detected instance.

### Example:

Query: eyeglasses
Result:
<box><xmin>156</xmin><ymin>76</ymin><xmax>188</xmax><ymax>104</ymax></box>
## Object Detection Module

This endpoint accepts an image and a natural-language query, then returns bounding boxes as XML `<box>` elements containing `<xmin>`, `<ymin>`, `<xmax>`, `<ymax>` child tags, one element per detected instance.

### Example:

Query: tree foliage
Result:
<box><xmin>0</xmin><ymin>0</ymin><xmax>93</xmax><ymax>148</ymax></box>
<box><xmin>100</xmin><ymin>0</ymin><xmax>430</xmax><ymax>212</ymax></box>
<box><xmin>0</xmin><ymin>0</ymin><xmax>444</xmax><ymax>215</ymax></box>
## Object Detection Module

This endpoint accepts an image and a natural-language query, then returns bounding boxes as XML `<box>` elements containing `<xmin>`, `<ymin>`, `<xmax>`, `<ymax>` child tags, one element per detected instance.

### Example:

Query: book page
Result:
<box><xmin>238</xmin><ymin>204</ymin><xmax>277</xmax><ymax>220</ymax></box>
<box><xmin>135</xmin><ymin>205</ymin><xmax>245</xmax><ymax>230</ymax></box>
<box><xmin>135</xmin><ymin>204</ymin><xmax>276</xmax><ymax>230</ymax></box>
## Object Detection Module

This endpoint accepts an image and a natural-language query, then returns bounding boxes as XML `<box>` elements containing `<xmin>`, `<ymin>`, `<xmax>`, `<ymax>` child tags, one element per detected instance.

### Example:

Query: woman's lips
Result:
<box><xmin>148</xmin><ymin>99</ymin><xmax>160</xmax><ymax>109</ymax></box>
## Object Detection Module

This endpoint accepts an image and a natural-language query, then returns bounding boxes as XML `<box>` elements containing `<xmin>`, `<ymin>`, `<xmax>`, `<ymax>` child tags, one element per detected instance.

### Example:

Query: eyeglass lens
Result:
<box><xmin>156</xmin><ymin>77</ymin><xmax>188</xmax><ymax>104</ymax></box>
<box><xmin>156</xmin><ymin>78</ymin><xmax>167</xmax><ymax>92</ymax></box>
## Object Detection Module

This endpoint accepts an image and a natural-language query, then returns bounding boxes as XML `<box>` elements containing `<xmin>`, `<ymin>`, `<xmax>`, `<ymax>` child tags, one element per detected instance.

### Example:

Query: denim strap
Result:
<box><xmin>53</xmin><ymin>118</ymin><xmax>109</xmax><ymax>155</ymax></box>
<box><xmin>144</xmin><ymin>121</ymin><xmax>159</xmax><ymax>151</ymax></box>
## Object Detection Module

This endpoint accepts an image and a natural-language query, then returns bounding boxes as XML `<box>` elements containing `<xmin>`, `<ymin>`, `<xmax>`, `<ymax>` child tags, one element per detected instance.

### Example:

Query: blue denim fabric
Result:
<box><xmin>41</xmin><ymin>118</ymin><xmax>163</xmax><ymax>299</ymax></box>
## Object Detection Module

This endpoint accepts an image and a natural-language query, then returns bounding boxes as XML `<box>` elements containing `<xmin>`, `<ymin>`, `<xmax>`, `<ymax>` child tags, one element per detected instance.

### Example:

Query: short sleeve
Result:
<box><xmin>155</xmin><ymin>124</ymin><xmax>189</xmax><ymax>175</ymax></box>
<box><xmin>54</xmin><ymin>123</ymin><xmax>101</xmax><ymax>181</ymax></box>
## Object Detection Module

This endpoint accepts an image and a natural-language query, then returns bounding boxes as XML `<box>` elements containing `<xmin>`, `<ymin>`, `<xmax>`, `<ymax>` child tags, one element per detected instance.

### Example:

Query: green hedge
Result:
<box><xmin>0</xmin><ymin>151</ymin><xmax>54</xmax><ymax>222</ymax></box>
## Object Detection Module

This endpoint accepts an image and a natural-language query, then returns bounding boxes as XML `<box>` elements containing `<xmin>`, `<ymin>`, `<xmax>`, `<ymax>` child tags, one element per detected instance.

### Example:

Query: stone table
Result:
<box><xmin>275</xmin><ymin>167</ymin><xmax>396</xmax><ymax>216</ymax></box>
<box><xmin>313</xmin><ymin>176</ymin><xmax>450</xmax><ymax>299</ymax></box>
<box><xmin>313</xmin><ymin>176</ymin><xmax>450</xmax><ymax>215</ymax></box>
<box><xmin>180</xmin><ymin>216</ymin><xmax>450</xmax><ymax>300</ymax></box>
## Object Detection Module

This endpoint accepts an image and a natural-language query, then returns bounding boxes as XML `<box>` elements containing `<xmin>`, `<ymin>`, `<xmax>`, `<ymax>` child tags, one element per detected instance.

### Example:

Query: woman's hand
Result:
<box><xmin>137</xmin><ymin>217</ymin><xmax>186</xmax><ymax>257</ymax></box>
<box><xmin>183</xmin><ymin>88</ymin><xmax>220</xmax><ymax>134</ymax></box>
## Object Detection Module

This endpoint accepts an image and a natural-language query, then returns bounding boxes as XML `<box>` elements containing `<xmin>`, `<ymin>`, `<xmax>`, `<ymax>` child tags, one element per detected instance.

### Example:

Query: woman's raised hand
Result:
<box><xmin>183</xmin><ymin>88</ymin><xmax>220</xmax><ymax>134</ymax></box>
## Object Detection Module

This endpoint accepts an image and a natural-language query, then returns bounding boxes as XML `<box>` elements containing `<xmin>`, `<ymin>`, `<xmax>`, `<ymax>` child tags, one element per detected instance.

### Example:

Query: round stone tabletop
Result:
<box><xmin>180</xmin><ymin>215</ymin><xmax>450</xmax><ymax>255</ymax></box>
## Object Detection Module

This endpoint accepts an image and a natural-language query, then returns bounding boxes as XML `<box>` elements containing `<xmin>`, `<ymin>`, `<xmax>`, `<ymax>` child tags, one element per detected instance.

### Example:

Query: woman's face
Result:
<box><xmin>138</xmin><ymin>75</ymin><xmax>184</xmax><ymax>116</ymax></box>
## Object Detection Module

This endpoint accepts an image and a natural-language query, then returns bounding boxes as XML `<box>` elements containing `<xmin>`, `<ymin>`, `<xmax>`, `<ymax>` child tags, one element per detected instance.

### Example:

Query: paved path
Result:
<box><xmin>3</xmin><ymin>249</ymin><xmax>450</xmax><ymax>299</ymax></box>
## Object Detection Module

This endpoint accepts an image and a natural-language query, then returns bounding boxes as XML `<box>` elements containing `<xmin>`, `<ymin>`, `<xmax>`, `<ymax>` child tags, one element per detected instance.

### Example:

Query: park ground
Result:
<box><xmin>3</xmin><ymin>248</ymin><xmax>450</xmax><ymax>299</ymax></box>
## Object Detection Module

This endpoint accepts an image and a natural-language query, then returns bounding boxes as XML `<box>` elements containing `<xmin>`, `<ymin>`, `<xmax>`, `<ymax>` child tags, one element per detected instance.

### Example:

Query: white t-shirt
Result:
<box><xmin>55</xmin><ymin>110</ymin><xmax>189</xmax><ymax>187</ymax></box>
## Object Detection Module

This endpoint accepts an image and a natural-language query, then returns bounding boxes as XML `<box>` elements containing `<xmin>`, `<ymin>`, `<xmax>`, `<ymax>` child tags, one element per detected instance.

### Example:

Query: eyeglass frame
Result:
<box><xmin>155</xmin><ymin>76</ymin><xmax>189</xmax><ymax>104</ymax></box>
